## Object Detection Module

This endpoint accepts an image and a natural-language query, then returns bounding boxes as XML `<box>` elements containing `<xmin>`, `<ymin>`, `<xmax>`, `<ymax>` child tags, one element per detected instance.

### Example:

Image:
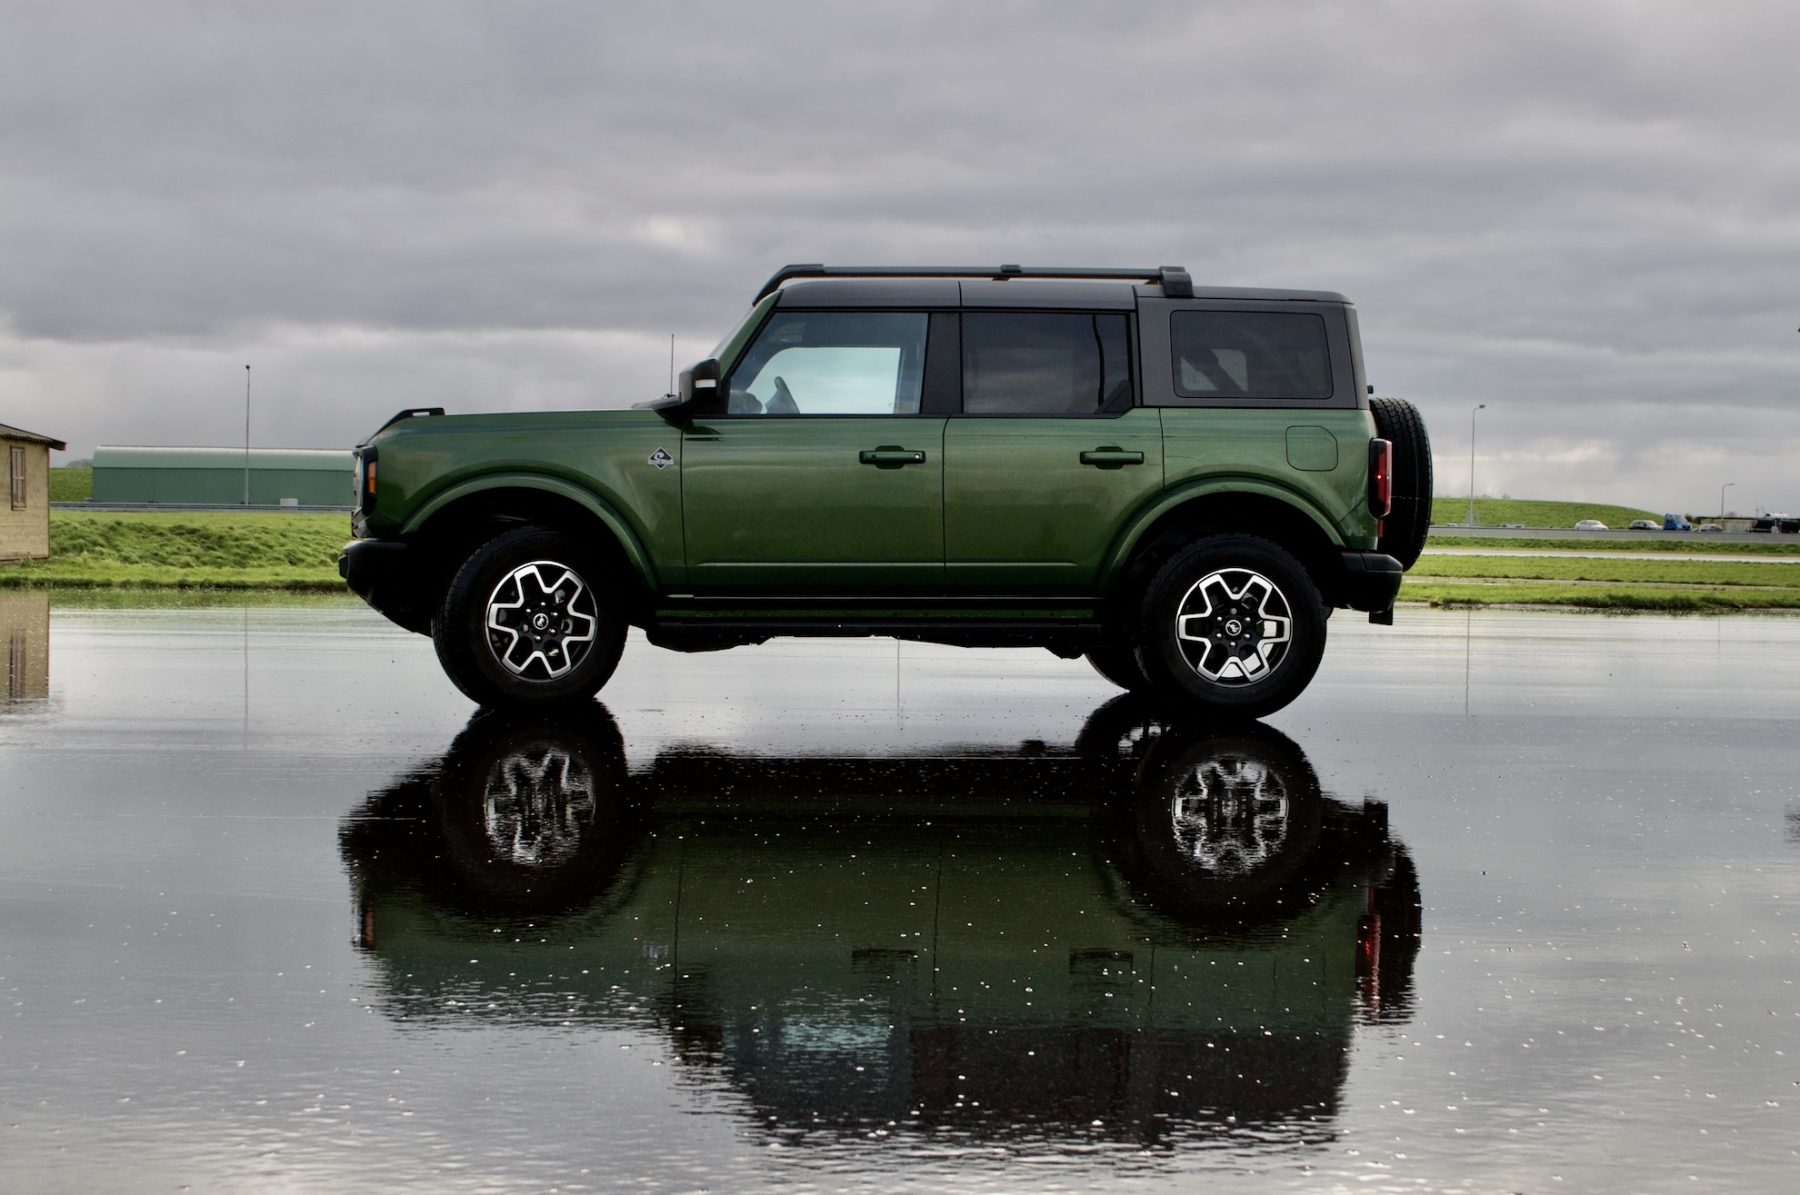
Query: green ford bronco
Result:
<box><xmin>341</xmin><ymin>264</ymin><xmax>1431</xmax><ymax>717</ymax></box>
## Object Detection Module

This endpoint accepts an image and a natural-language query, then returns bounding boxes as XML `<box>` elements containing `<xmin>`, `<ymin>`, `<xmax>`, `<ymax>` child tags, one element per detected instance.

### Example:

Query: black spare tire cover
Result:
<box><xmin>1369</xmin><ymin>397</ymin><xmax>1433</xmax><ymax>569</ymax></box>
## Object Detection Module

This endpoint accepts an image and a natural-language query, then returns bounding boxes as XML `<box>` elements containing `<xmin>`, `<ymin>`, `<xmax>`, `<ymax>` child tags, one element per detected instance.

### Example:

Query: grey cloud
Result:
<box><xmin>2</xmin><ymin>0</ymin><xmax>1798</xmax><ymax>511</ymax></box>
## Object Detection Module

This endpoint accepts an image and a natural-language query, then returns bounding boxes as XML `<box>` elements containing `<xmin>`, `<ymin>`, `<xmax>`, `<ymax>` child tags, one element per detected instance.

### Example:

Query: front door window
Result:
<box><xmin>725</xmin><ymin>312</ymin><xmax>927</xmax><ymax>416</ymax></box>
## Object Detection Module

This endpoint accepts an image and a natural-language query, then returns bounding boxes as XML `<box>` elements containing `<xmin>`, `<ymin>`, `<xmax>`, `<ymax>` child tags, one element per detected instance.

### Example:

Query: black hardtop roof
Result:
<box><xmin>757</xmin><ymin>263</ymin><xmax>1349</xmax><ymax>306</ymax></box>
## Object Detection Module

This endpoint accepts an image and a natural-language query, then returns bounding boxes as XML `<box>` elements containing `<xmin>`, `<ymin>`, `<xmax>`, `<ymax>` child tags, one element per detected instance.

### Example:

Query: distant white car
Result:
<box><xmin>1574</xmin><ymin>519</ymin><xmax>1608</xmax><ymax>530</ymax></box>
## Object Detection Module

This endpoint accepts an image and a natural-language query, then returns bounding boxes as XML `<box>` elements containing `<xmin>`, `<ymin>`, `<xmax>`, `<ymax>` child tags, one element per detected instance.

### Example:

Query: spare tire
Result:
<box><xmin>1369</xmin><ymin>397</ymin><xmax>1433</xmax><ymax>569</ymax></box>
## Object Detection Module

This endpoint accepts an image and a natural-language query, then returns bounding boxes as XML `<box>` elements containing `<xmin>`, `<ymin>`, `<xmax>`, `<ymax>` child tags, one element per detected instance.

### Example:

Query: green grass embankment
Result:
<box><xmin>1413</xmin><ymin>496</ymin><xmax>1800</xmax><ymax>608</ymax></box>
<box><xmin>1404</xmin><ymin>553</ymin><xmax>1800</xmax><ymax>610</ymax></box>
<box><xmin>2</xmin><ymin>510</ymin><xmax>346</xmax><ymax>590</ymax></box>
<box><xmin>1400</xmin><ymin>581</ymin><xmax>1800</xmax><ymax>612</ymax></box>
<box><xmin>49</xmin><ymin>467</ymin><xmax>93</xmax><ymax>502</ymax></box>
<box><xmin>1430</xmin><ymin>497</ymin><xmax>1664</xmax><ymax>528</ymax></box>
<box><xmin>1412</xmin><ymin>556</ymin><xmax>1800</xmax><ymax>588</ymax></box>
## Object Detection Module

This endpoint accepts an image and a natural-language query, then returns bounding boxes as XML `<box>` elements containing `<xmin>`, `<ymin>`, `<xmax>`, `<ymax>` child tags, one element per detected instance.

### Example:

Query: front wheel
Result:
<box><xmin>432</xmin><ymin>527</ymin><xmax>627</xmax><ymax>707</ymax></box>
<box><xmin>1136</xmin><ymin>535</ymin><xmax>1326</xmax><ymax>720</ymax></box>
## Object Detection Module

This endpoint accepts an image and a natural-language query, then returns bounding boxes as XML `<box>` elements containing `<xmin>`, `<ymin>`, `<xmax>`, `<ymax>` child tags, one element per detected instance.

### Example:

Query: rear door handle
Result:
<box><xmin>859</xmin><ymin>446</ymin><xmax>928</xmax><ymax>468</ymax></box>
<box><xmin>1079</xmin><ymin>447</ymin><xmax>1145</xmax><ymax>468</ymax></box>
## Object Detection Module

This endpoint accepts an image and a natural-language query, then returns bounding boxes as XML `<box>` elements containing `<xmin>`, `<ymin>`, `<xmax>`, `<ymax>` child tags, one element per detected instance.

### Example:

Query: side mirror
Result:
<box><xmin>680</xmin><ymin>357</ymin><xmax>722</xmax><ymax>406</ymax></box>
<box><xmin>647</xmin><ymin>358</ymin><xmax>722</xmax><ymax>421</ymax></box>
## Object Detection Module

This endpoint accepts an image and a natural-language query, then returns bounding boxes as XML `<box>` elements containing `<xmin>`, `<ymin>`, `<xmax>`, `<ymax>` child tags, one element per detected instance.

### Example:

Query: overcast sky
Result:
<box><xmin>3</xmin><ymin>0</ymin><xmax>1796</xmax><ymax>516</ymax></box>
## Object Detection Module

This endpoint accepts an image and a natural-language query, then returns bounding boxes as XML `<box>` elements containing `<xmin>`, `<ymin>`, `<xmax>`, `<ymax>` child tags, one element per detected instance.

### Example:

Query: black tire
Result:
<box><xmin>1136</xmin><ymin>534</ymin><xmax>1326</xmax><ymax>720</ymax></box>
<box><xmin>432</xmin><ymin>526</ymin><xmax>627</xmax><ymax>707</ymax></box>
<box><xmin>1086</xmin><ymin>643</ymin><xmax>1153</xmax><ymax>691</ymax></box>
<box><xmin>1370</xmin><ymin>397</ymin><xmax>1433</xmax><ymax>569</ymax></box>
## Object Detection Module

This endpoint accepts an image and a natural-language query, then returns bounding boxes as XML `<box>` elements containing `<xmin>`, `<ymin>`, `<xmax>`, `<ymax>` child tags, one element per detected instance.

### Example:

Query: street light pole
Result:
<box><xmin>244</xmin><ymin>365</ymin><xmax>251</xmax><ymax>506</ymax></box>
<box><xmin>1721</xmin><ymin>481</ymin><xmax>1734</xmax><ymax>521</ymax></box>
<box><xmin>1467</xmin><ymin>403</ymin><xmax>1486</xmax><ymax>527</ymax></box>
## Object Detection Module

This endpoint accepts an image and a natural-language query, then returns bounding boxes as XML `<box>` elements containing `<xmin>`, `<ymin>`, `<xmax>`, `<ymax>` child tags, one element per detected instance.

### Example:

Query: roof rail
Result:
<box><xmin>755</xmin><ymin>264</ymin><xmax>1194</xmax><ymax>302</ymax></box>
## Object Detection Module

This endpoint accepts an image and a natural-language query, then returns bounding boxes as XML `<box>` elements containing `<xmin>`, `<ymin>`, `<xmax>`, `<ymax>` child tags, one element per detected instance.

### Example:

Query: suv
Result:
<box><xmin>341</xmin><ymin>264</ymin><xmax>1431</xmax><ymax>717</ymax></box>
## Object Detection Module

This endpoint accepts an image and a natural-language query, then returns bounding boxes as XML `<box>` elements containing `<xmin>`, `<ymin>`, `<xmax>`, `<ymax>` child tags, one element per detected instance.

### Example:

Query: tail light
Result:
<box><xmin>356</xmin><ymin>448</ymin><xmax>378</xmax><ymax>513</ymax></box>
<box><xmin>1368</xmin><ymin>438</ymin><xmax>1392</xmax><ymax>521</ymax></box>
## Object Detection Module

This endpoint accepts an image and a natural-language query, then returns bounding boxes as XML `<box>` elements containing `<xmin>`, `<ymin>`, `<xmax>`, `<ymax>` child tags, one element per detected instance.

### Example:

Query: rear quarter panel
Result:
<box><xmin>1155</xmin><ymin>406</ymin><xmax>1382</xmax><ymax>545</ymax></box>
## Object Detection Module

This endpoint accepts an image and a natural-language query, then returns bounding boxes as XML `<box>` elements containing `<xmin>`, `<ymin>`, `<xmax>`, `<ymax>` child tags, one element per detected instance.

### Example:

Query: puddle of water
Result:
<box><xmin>0</xmin><ymin>602</ymin><xmax>1795</xmax><ymax>1191</ymax></box>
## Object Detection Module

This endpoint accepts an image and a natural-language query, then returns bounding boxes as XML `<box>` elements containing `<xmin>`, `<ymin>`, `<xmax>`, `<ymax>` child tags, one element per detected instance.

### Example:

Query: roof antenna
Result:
<box><xmin>666</xmin><ymin>334</ymin><xmax>676</xmax><ymax>400</ymax></box>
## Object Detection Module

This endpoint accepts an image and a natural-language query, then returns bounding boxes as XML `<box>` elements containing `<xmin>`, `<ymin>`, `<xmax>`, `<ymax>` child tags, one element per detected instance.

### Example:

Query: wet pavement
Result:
<box><xmin>2</xmin><ymin>597</ymin><xmax>1797</xmax><ymax>1192</ymax></box>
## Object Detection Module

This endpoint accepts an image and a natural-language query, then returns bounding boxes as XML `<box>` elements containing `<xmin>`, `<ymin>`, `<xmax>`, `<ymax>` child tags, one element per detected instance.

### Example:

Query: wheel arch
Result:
<box><xmin>401</xmin><ymin>475</ymin><xmax>659</xmax><ymax>618</ymax></box>
<box><xmin>1100</xmin><ymin>484</ymin><xmax>1347</xmax><ymax>619</ymax></box>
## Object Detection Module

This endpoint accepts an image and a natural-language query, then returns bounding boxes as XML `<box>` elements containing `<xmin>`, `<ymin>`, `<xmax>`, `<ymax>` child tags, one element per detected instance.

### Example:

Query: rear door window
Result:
<box><xmin>961</xmin><ymin>313</ymin><xmax>1131</xmax><ymax>416</ymax></box>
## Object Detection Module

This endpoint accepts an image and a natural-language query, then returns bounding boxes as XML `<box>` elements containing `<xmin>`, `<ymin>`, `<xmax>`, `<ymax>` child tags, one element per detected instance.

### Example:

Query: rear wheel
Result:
<box><xmin>432</xmin><ymin>526</ymin><xmax>627</xmax><ymax>707</ymax></box>
<box><xmin>1136</xmin><ymin>534</ymin><xmax>1326</xmax><ymax>719</ymax></box>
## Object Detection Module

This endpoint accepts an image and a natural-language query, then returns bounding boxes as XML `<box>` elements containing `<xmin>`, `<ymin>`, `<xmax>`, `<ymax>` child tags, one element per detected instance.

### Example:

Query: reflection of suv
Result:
<box><xmin>341</xmin><ymin>265</ymin><xmax>1432</xmax><ymax>717</ymax></box>
<box><xmin>341</xmin><ymin>699</ymin><xmax>1422</xmax><ymax>1144</ymax></box>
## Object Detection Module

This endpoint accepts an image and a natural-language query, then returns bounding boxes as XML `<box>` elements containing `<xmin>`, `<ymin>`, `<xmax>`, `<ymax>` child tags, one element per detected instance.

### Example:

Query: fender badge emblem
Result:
<box><xmin>648</xmin><ymin>447</ymin><xmax>674</xmax><ymax>470</ymax></box>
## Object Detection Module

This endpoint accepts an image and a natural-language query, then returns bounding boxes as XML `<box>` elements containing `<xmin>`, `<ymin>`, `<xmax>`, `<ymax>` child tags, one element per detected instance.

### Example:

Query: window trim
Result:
<box><xmin>9</xmin><ymin>446</ymin><xmax>24</xmax><ymax>511</ymax></box>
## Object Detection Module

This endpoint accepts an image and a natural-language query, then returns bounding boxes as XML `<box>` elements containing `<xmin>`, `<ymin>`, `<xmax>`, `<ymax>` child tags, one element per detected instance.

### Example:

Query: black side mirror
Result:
<box><xmin>680</xmin><ymin>358</ymin><xmax>722</xmax><ymax>406</ymax></box>
<box><xmin>646</xmin><ymin>358</ymin><xmax>722</xmax><ymax>422</ymax></box>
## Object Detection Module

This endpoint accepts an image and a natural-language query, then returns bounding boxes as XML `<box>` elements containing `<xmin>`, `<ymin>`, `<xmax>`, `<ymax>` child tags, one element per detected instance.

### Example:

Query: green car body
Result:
<box><xmin>342</xmin><ymin>265</ymin><xmax>1430</xmax><ymax>714</ymax></box>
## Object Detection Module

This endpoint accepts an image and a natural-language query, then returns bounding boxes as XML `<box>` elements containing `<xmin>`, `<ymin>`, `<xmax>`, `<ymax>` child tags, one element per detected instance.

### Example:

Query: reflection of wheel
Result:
<box><xmin>1137</xmin><ymin>535</ymin><xmax>1326</xmax><ymax>719</ymax></box>
<box><xmin>1073</xmin><ymin>691</ymin><xmax>1210</xmax><ymax>774</ymax></box>
<box><xmin>1370</xmin><ymin>398</ymin><xmax>1432</xmax><ymax>569</ymax></box>
<box><xmin>478</xmin><ymin>740</ymin><xmax>599</xmax><ymax>868</ymax></box>
<box><xmin>1107</xmin><ymin>720</ymin><xmax>1325</xmax><ymax>925</ymax></box>
<box><xmin>1086</xmin><ymin>643</ymin><xmax>1153</xmax><ymax>691</ymax></box>
<box><xmin>432</xmin><ymin>527</ymin><xmax>626</xmax><ymax>707</ymax></box>
<box><xmin>434</xmin><ymin>706</ymin><xmax>638</xmax><ymax>914</ymax></box>
<box><xmin>1169</xmin><ymin>752</ymin><xmax>1292</xmax><ymax>875</ymax></box>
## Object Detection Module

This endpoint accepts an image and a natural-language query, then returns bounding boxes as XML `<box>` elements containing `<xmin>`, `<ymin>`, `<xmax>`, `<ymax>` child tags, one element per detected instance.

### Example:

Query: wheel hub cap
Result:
<box><xmin>484</xmin><ymin>561</ymin><xmax>599</xmax><ymax>681</ymax></box>
<box><xmin>1172</xmin><ymin>567</ymin><xmax>1294</xmax><ymax>685</ymax></box>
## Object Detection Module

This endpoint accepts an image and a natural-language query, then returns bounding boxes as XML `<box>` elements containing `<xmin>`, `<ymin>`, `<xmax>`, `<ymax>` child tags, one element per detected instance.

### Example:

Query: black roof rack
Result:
<box><xmin>755</xmin><ymin>263</ymin><xmax>1194</xmax><ymax>302</ymax></box>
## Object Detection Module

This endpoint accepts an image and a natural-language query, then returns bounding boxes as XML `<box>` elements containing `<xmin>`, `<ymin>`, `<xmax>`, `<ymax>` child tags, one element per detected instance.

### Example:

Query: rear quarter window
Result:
<box><xmin>1171</xmin><ymin>311</ymin><xmax>1332</xmax><ymax>401</ymax></box>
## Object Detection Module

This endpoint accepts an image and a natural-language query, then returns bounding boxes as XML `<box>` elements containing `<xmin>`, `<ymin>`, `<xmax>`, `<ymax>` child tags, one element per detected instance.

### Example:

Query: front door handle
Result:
<box><xmin>859</xmin><ymin>446</ymin><xmax>928</xmax><ymax>468</ymax></box>
<box><xmin>1079</xmin><ymin>447</ymin><xmax>1145</xmax><ymax>469</ymax></box>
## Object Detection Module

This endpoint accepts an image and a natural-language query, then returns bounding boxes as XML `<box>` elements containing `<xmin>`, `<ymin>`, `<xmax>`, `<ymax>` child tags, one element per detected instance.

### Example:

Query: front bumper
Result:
<box><xmin>1337</xmin><ymin>550</ymin><xmax>1404</xmax><ymax>620</ymax></box>
<box><xmin>340</xmin><ymin>539</ymin><xmax>429</xmax><ymax>634</ymax></box>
